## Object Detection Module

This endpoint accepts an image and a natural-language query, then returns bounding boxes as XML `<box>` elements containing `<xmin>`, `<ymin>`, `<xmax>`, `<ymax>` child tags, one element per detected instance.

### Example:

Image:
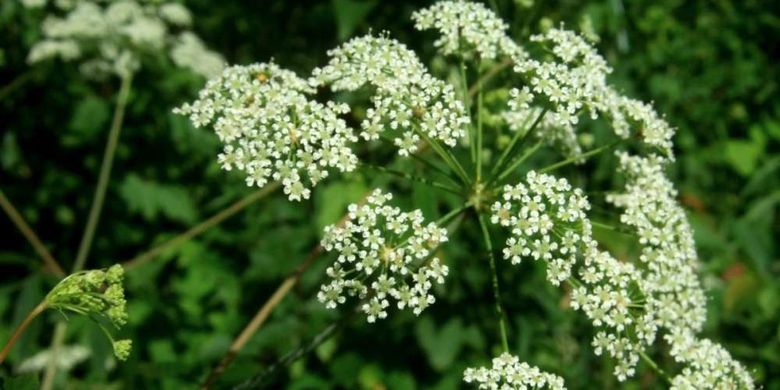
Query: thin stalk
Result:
<box><xmin>409</xmin><ymin>152</ymin><xmax>461</xmax><ymax>187</ymax></box>
<box><xmin>362</xmin><ymin>164</ymin><xmax>462</xmax><ymax>196</ymax></box>
<box><xmin>467</xmin><ymin>58</ymin><xmax>512</xmax><ymax>98</ymax></box>
<box><xmin>476</xmin><ymin>64</ymin><xmax>484</xmax><ymax>182</ymax></box>
<box><xmin>493</xmin><ymin>140</ymin><xmax>544</xmax><ymax>185</ymax></box>
<box><xmin>0</xmin><ymin>190</ymin><xmax>65</xmax><ymax>276</ymax></box>
<box><xmin>538</xmin><ymin>141</ymin><xmax>619</xmax><ymax>174</ymax></box>
<box><xmin>43</xmin><ymin>74</ymin><xmax>132</xmax><ymax>390</ymax></box>
<box><xmin>123</xmin><ymin>182</ymin><xmax>281</xmax><ymax>271</ymax></box>
<box><xmin>639</xmin><ymin>350</ymin><xmax>673</xmax><ymax>384</ymax></box>
<box><xmin>412</xmin><ymin>126</ymin><xmax>471</xmax><ymax>185</ymax></box>
<box><xmin>0</xmin><ymin>301</ymin><xmax>48</xmax><ymax>364</ymax></box>
<box><xmin>437</xmin><ymin>202</ymin><xmax>472</xmax><ymax>227</ymax></box>
<box><xmin>490</xmin><ymin>108</ymin><xmax>547</xmax><ymax>181</ymax></box>
<box><xmin>460</xmin><ymin>60</ymin><xmax>475</xmax><ymax>163</ymax></box>
<box><xmin>72</xmin><ymin>74</ymin><xmax>133</xmax><ymax>272</ymax></box>
<box><xmin>477</xmin><ymin>213</ymin><xmax>510</xmax><ymax>353</ymax></box>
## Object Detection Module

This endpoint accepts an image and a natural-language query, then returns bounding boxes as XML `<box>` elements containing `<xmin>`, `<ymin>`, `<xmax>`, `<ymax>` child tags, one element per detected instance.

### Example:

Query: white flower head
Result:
<box><xmin>318</xmin><ymin>189</ymin><xmax>449</xmax><ymax>322</ymax></box>
<box><xmin>508</xmin><ymin>27</ymin><xmax>675</xmax><ymax>159</ymax></box>
<box><xmin>27</xmin><ymin>0</ymin><xmax>223</xmax><ymax>79</ymax></box>
<box><xmin>311</xmin><ymin>34</ymin><xmax>469</xmax><ymax>156</ymax></box>
<box><xmin>174</xmin><ymin>62</ymin><xmax>359</xmax><ymax>201</ymax></box>
<box><xmin>412</xmin><ymin>0</ymin><xmax>522</xmax><ymax>60</ymax></box>
<box><xmin>491</xmin><ymin>171</ymin><xmax>592</xmax><ymax>285</ymax></box>
<box><xmin>666</xmin><ymin>331</ymin><xmax>755</xmax><ymax>390</ymax></box>
<box><xmin>463</xmin><ymin>353</ymin><xmax>565</xmax><ymax>389</ymax></box>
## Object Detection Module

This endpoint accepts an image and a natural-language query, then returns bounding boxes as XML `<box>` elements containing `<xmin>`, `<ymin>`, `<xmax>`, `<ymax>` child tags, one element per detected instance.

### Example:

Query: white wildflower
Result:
<box><xmin>311</xmin><ymin>34</ymin><xmax>469</xmax><ymax>156</ymax></box>
<box><xmin>463</xmin><ymin>353</ymin><xmax>566</xmax><ymax>389</ymax></box>
<box><xmin>666</xmin><ymin>331</ymin><xmax>755</xmax><ymax>390</ymax></box>
<box><xmin>412</xmin><ymin>0</ymin><xmax>522</xmax><ymax>60</ymax></box>
<box><xmin>170</xmin><ymin>32</ymin><xmax>225</xmax><ymax>79</ymax></box>
<box><xmin>27</xmin><ymin>0</ymin><xmax>221</xmax><ymax>79</ymax></box>
<box><xmin>318</xmin><ymin>189</ymin><xmax>449</xmax><ymax>321</ymax></box>
<box><xmin>491</xmin><ymin>171</ymin><xmax>592</xmax><ymax>285</ymax></box>
<box><xmin>174</xmin><ymin>62</ymin><xmax>359</xmax><ymax>201</ymax></box>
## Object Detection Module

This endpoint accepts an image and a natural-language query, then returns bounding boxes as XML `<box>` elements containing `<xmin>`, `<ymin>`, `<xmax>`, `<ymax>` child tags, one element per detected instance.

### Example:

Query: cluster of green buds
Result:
<box><xmin>44</xmin><ymin>264</ymin><xmax>132</xmax><ymax>361</ymax></box>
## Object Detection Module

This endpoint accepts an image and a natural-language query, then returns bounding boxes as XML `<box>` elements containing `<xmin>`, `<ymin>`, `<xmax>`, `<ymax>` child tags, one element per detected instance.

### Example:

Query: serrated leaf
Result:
<box><xmin>119</xmin><ymin>174</ymin><xmax>197</xmax><ymax>224</ymax></box>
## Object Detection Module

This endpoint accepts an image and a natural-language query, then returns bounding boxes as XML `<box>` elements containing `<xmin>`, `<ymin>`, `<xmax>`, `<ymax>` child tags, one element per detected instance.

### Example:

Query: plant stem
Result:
<box><xmin>201</xmin><ymin>246</ymin><xmax>323</xmax><ymax>389</ymax></box>
<box><xmin>0</xmin><ymin>70</ymin><xmax>37</xmax><ymax>102</ymax></box>
<box><xmin>412</xmin><ymin>126</ymin><xmax>471</xmax><ymax>186</ymax></box>
<box><xmin>0</xmin><ymin>190</ymin><xmax>65</xmax><ymax>276</ymax></box>
<box><xmin>0</xmin><ymin>301</ymin><xmax>47</xmax><ymax>364</ymax></box>
<box><xmin>44</xmin><ymin>74</ymin><xmax>132</xmax><ymax>390</ymax></box>
<box><xmin>362</xmin><ymin>164</ymin><xmax>462</xmax><ymax>196</ymax></box>
<box><xmin>493</xmin><ymin>140</ymin><xmax>544</xmax><ymax>185</ymax></box>
<box><xmin>460</xmin><ymin>61</ymin><xmax>476</xmax><ymax>163</ymax></box>
<box><xmin>538</xmin><ymin>141</ymin><xmax>619</xmax><ymax>174</ymax></box>
<box><xmin>477</xmin><ymin>213</ymin><xmax>510</xmax><ymax>353</ymax></box>
<box><xmin>123</xmin><ymin>182</ymin><xmax>281</xmax><ymax>271</ymax></box>
<box><xmin>476</xmin><ymin>64</ymin><xmax>484</xmax><ymax>182</ymax></box>
<box><xmin>639</xmin><ymin>350</ymin><xmax>673</xmax><ymax>384</ymax></box>
<box><xmin>72</xmin><ymin>74</ymin><xmax>133</xmax><ymax>272</ymax></box>
<box><xmin>489</xmin><ymin>108</ymin><xmax>547</xmax><ymax>181</ymax></box>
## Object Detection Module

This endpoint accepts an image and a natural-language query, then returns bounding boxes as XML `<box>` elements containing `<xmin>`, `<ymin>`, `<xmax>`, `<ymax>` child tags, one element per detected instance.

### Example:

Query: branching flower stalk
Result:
<box><xmin>0</xmin><ymin>265</ymin><xmax>131</xmax><ymax>365</ymax></box>
<box><xmin>176</xmin><ymin>1</ymin><xmax>755</xmax><ymax>388</ymax></box>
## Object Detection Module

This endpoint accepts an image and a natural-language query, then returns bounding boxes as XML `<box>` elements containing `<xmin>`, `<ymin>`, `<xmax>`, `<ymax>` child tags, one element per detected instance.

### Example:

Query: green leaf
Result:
<box><xmin>724</xmin><ymin>140</ymin><xmax>762</xmax><ymax>176</ymax></box>
<box><xmin>331</xmin><ymin>0</ymin><xmax>377</xmax><ymax>40</ymax></box>
<box><xmin>68</xmin><ymin>96</ymin><xmax>109</xmax><ymax>142</ymax></box>
<box><xmin>119</xmin><ymin>174</ymin><xmax>198</xmax><ymax>224</ymax></box>
<box><xmin>315</xmin><ymin>180</ymin><xmax>367</xmax><ymax>230</ymax></box>
<box><xmin>415</xmin><ymin>316</ymin><xmax>465</xmax><ymax>371</ymax></box>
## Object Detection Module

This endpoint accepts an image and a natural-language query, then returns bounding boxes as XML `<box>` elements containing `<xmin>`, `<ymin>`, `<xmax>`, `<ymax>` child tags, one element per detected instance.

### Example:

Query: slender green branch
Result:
<box><xmin>476</xmin><ymin>64</ymin><xmax>484</xmax><ymax>182</ymax></box>
<box><xmin>538</xmin><ymin>141</ymin><xmax>619</xmax><ymax>174</ymax></box>
<box><xmin>412</xmin><ymin>126</ymin><xmax>471</xmax><ymax>185</ymax></box>
<box><xmin>40</xmin><ymin>322</ymin><xmax>66</xmax><ymax>390</ymax></box>
<box><xmin>0</xmin><ymin>70</ymin><xmax>37</xmax><ymax>102</ymax></box>
<box><xmin>493</xmin><ymin>140</ymin><xmax>544</xmax><ymax>185</ymax></box>
<box><xmin>0</xmin><ymin>189</ymin><xmax>65</xmax><ymax>276</ymax></box>
<box><xmin>72</xmin><ymin>74</ymin><xmax>133</xmax><ymax>272</ymax></box>
<box><xmin>467</xmin><ymin>58</ymin><xmax>513</xmax><ymax>98</ymax></box>
<box><xmin>477</xmin><ymin>213</ymin><xmax>510</xmax><ymax>353</ymax></box>
<box><xmin>639</xmin><ymin>350</ymin><xmax>673</xmax><ymax>384</ymax></box>
<box><xmin>436</xmin><ymin>202</ymin><xmax>472</xmax><ymax>227</ymax></box>
<box><xmin>490</xmin><ymin>108</ymin><xmax>547</xmax><ymax>181</ymax></box>
<box><xmin>362</xmin><ymin>164</ymin><xmax>463</xmax><ymax>195</ymax></box>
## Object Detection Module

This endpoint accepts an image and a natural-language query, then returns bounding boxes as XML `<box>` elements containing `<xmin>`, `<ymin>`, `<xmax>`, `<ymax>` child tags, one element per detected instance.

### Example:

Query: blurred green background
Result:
<box><xmin>1</xmin><ymin>0</ymin><xmax>778</xmax><ymax>388</ymax></box>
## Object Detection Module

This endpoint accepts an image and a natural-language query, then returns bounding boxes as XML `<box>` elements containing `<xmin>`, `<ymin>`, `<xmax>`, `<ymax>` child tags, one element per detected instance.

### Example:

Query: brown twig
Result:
<box><xmin>0</xmin><ymin>301</ymin><xmax>48</xmax><ymax>364</ymax></box>
<box><xmin>0</xmin><ymin>189</ymin><xmax>65</xmax><ymax>277</ymax></box>
<box><xmin>200</xmin><ymin>193</ymin><xmax>368</xmax><ymax>389</ymax></box>
<box><xmin>123</xmin><ymin>182</ymin><xmax>281</xmax><ymax>271</ymax></box>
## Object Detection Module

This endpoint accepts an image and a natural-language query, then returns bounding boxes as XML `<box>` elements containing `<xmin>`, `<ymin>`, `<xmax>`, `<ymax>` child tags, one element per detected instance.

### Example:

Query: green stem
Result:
<box><xmin>492</xmin><ymin>140</ymin><xmax>544</xmax><ymax>186</ymax></box>
<box><xmin>412</xmin><ymin>126</ymin><xmax>471</xmax><ymax>186</ymax></box>
<box><xmin>490</xmin><ymin>108</ymin><xmax>547</xmax><ymax>181</ymax></box>
<box><xmin>639</xmin><ymin>351</ymin><xmax>673</xmax><ymax>384</ymax></box>
<box><xmin>538</xmin><ymin>141</ymin><xmax>619</xmax><ymax>174</ymax></box>
<box><xmin>0</xmin><ymin>70</ymin><xmax>37</xmax><ymax>102</ymax></box>
<box><xmin>40</xmin><ymin>322</ymin><xmax>66</xmax><ymax>390</ymax></box>
<box><xmin>362</xmin><ymin>164</ymin><xmax>462</xmax><ymax>195</ymax></box>
<box><xmin>477</xmin><ymin>213</ymin><xmax>510</xmax><ymax>353</ymax></box>
<box><xmin>460</xmin><ymin>61</ymin><xmax>475</xmax><ymax>163</ymax></box>
<box><xmin>476</xmin><ymin>64</ymin><xmax>484</xmax><ymax>182</ymax></box>
<box><xmin>0</xmin><ymin>301</ymin><xmax>48</xmax><ymax>364</ymax></box>
<box><xmin>436</xmin><ymin>202</ymin><xmax>472</xmax><ymax>227</ymax></box>
<box><xmin>72</xmin><ymin>74</ymin><xmax>133</xmax><ymax>272</ymax></box>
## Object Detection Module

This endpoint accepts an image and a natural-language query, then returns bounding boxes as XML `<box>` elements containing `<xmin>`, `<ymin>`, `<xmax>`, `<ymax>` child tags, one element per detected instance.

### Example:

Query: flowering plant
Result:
<box><xmin>175</xmin><ymin>1</ymin><xmax>755</xmax><ymax>388</ymax></box>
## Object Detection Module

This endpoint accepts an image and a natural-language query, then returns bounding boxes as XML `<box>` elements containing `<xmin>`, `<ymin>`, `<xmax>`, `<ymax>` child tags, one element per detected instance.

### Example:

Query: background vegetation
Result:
<box><xmin>1</xmin><ymin>0</ymin><xmax>778</xmax><ymax>388</ymax></box>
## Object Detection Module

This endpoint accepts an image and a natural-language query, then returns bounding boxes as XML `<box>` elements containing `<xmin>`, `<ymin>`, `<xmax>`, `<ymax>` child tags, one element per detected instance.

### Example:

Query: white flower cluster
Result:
<box><xmin>318</xmin><ymin>190</ymin><xmax>449</xmax><ymax>322</ymax></box>
<box><xmin>463</xmin><ymin>353</ymin><xmax>566</xmax><ymax>390</ymax></box>
<box><xmin>25</xmin><ymin>0</ymin><xmax>224</xmax><ymax>79</ymax></box>
<box><xmin>170</xmin><ymin>32</ymin><xmax>225</xmax><ymax>79</ymax></box>
<box><xmin>507</xmin><ymin>28</ymin><xmax>675</xmax><ymax>158</ymax></box>
<box><xmin>174</xmin><ymin>63</ymin><xmax>359</xmax><ymax>201</ymax></box>
<box><xmin>491</xmin><ymin>171</ymin><xmax>592</xmax><ymax>285</ymax></box>
<box><xmin>411</xmin><ymin>0</ymin><xmax>523</xmax><ymax>60</ymax></box>
<box><xmin>607</xmin><ymin>153</ymin><xmax>707</xmax><ymax>335</ymax></box>
<box><xmin>666</xmin><ymin>331</ymin><xmax>755</xmax><ymax>390</ymax></box>
<box><xmin>503</xmin><ymin>103</ymin><xmax>583</xmax><ymax>158</ymax></box>
<box><xmin>310</xmin><ymin>35</ymin><xmax>469</xmax><ymax>156</ymax></box>
<box><xmin>572</xmin><ymin>248</ymin><xmax>653</xmax><ymax>381</ymax></box>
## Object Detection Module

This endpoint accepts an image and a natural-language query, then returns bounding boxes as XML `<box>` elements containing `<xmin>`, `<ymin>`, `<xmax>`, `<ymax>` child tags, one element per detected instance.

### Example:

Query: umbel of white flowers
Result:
<box><xmin>175</xmin><ymin>0</ymin><xmax>755</xmax><ymax>388</ymax></box>
<box><xmin>318</xmin><ymin>189</ymin><xmax>449</xmax><ymax>322</ymax></box>
<box><xmin>24</xmin><ymin>0</ymin><xmax>224</xmax><ymax>79</ymax></box>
